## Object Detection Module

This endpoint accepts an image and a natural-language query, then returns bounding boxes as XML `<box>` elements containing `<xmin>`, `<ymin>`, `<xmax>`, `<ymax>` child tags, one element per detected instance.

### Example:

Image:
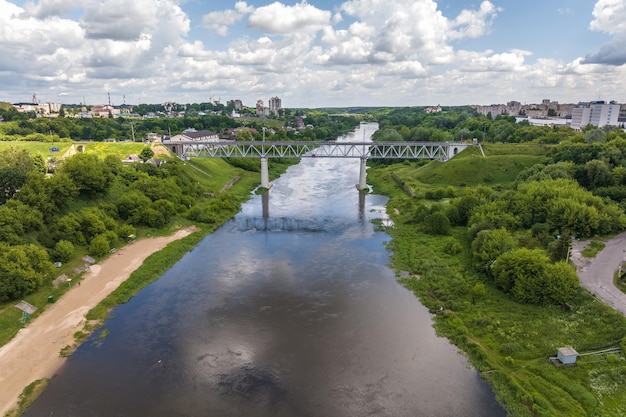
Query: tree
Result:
<box><xmin>54</xmin><ymin>240</ymin><xmax>74</xmax><ymax>263</ymax></box>
<box><xmin>492</xmin><ymin>248</ymin><xmax>578</xmax><ymax>305</ymax></box>
<box><xmin>583</xmin><ymin>129</ymin><xmax>606</xmax><ymax>144</ymax></box>
<box><xmin>140</xmin><ymin>147</ymin><xmax>155</xmax><ymax>162</ymax></box>
<box><xmin>0</xmin><ymin>243</ymin><xmax>53</xmax><ymax>300</ymax></box>
<box><xmin>89</xmin><ymin>235</ymin><xmax>110</xmax><ymax>257</ymax></box>
<box><xmin>423</xmin><ymin>211</ymin><xmax>451</xmax><ymax>235</ymax></box>
<box><xmin>59</xmin><ymin>153</ymin><xmax>113</xmax><ymax>195</ymax></box>
<box><xmin>471</xmin><ymin>228</ymin><xmax>515</xmax><ymax>272</ymax></box>
<box><xmin>584</xmin><ymin>159</ymin><xmax>612</xmax><ymax>190</ymax></box>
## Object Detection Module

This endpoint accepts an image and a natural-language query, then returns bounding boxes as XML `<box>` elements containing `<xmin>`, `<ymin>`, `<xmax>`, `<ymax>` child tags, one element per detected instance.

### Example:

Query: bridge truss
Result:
<box><xmin>164</xmin><ymin>140</ymin><xmax>472</xmax><ymax>161</ymax></box>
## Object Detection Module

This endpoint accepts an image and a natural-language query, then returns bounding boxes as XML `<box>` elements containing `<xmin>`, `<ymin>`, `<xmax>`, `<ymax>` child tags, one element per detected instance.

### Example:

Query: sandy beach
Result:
<box><xmin>0</xmin><ymin>227</ymin><xmax>196</xmax><ymax>416</ymax></box>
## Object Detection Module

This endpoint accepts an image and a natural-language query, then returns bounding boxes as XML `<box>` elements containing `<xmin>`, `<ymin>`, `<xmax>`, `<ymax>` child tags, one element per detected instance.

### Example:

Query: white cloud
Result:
<box><xmin>456</xmin><ymin>49</ymin><xmax>530</xmax><ymax>72</ymax></box>
<box><xmin>1</xmin><ymin>0</ymin><xmax>626</xmax><ymax>107</ymax></box>
<box><xmin>449</xmin><ymin>1</ymin><xmax>500</xmax><ymax>40</ymax></box>
<box><xmin>589</xmin><ymin>0</ymin><xmax>626</xmax><ymax>35</ymax></box>
<box><xmin>22</xmin><ymin>0</ymin><xmax>86</xmax><ymax>19</ymax></box>
<box><xmin>583</xmin><ymin>0</ymin><xmax>626</xmax><ymax>65</ymax></box>
<box><xmin>247</xmin><ymin>1</ymin><xmax>331</xmax><ymax>34</ymax></box>
<box><xmin>203</xmin><ymin>1</ymin><xmax>254</xmax><ymax>36</ymax></box>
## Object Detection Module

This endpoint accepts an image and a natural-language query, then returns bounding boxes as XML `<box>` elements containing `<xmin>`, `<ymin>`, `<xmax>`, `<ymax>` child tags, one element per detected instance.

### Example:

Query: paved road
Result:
<box><xmin>575</xmin><ymin>231</ymin><xmax>626</xmax><ymax>316</ymax></box>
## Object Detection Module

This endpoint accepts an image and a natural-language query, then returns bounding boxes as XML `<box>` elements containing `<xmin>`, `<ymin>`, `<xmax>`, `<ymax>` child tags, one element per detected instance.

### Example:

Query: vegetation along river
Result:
<box><xmin>24</xmin><ymin>123</ymin><xmax>505</xmax><ymax>416</ymax></box>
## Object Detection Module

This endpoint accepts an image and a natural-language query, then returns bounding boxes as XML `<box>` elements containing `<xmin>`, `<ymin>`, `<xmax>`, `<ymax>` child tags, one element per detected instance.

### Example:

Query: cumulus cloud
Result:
<box><xmin>202</xmin><ymin>1</ymin><xmax>254</xmax><ymax>36</ymax></box>
<box><xmin>22</xmin><ymin>0</ymin><xmax>86</xmax><ymax>19</ymax></box>
<box><xmin>247</xmin><ymin>1</ymin><xmax>331</xmax><ymax>34</ymax></box>
<box><xmin>583</xmin><ymin>0</ymin><xmax>626</xmax><ymax>65</ymax></box>
<box><xmin>456</xmin><ymin>49</ymin><xmax>530</xmax><ymax>72</ymax></box>
<box><xmin>449</xmin><ymin>1</ymin><xmax>500</xmax><ymax>40</ymax></box>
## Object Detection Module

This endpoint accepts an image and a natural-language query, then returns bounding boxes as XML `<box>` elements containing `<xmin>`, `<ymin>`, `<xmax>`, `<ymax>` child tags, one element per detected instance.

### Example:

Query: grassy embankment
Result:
<box><xmin>368</xmin><ymin>143</ymin><xmax>626</xmax><ymax>417</ymax></box>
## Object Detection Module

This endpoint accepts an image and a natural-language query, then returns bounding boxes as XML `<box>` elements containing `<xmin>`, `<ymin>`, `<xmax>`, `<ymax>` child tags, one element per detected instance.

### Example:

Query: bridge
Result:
<box><xmin>163</xmin><ymin>140</ymin><xmax>474</xmax><ymax>190</ymax></box>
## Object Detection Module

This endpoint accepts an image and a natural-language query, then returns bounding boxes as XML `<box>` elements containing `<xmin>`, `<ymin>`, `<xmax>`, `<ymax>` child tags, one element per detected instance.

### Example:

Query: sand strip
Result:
<box><xmin>0</xmin><ymin>227</ymin><xmax>196</xmax><ymax>416</ymax></box>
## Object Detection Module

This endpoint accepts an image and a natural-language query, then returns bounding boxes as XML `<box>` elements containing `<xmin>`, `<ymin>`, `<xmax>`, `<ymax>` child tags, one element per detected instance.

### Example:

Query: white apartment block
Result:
<box><xmin>570</xmin><ymin>101</ymin><xmax>620</xmax><ymax>131</ymax></box>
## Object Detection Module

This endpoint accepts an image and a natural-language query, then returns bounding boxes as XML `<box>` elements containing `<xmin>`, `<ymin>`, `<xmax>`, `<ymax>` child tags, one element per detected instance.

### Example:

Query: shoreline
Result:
<box><xmin>0</xmin><ymin>226</ymin><xmax>197</xmax><ymax>416</ymax></box>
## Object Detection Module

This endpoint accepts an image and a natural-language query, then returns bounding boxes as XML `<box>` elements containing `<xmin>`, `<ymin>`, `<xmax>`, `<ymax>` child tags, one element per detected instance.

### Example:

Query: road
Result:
<box><xmin>573</xmin><ymin>231</ymin><xmax>626</xmax><ymax>316</ymax></box>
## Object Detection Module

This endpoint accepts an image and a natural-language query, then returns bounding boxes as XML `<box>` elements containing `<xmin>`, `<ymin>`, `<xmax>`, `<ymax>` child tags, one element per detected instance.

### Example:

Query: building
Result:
<box><xmin>570</xmin><ymin>101</ymin><xmax>620</xmax><ymax>131</ymax></box>
<box><xmin>170</xmin><ymin>128</ymin><xmax>219</xmax><ymax>142</ymax></box>
<box><xmin>256</xmin><ymin>100</ymin><xmax>270</xmax><ymax>117</ymax></box>
<box><xmin>269</xmin><ymin>96</ymin><xmax>282</xmax><ymax>116</ymax></box>
<box><xmin>557</xmin><ymin>347</ymin><xmax>578</xmax><ymax>365</ymax></box>
<box><xmin>227</xmin><ymin>99</ymin><xmax>244</xmax><ymax>111</ymax></box>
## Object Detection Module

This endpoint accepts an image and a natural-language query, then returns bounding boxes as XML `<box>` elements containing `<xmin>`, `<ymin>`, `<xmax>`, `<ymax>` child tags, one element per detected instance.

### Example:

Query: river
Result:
<box><xmin>24</xmin><ymin>123</ymin><xmax>506</xmax><ymax>416</ymax></box>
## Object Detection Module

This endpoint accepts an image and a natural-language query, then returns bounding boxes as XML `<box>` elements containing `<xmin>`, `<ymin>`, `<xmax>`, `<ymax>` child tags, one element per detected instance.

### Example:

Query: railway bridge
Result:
<box><xmin>163</xmin><ymin>139</ymin><xmax>474</xmax><ymax>190</ymax></box>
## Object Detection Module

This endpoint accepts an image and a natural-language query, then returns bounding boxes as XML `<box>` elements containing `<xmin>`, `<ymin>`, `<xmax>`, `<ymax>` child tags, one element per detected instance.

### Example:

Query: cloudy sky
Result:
<box><xmin>1</xmin><ymin>0</ymin><xmax>625</xmax><ymax>108</ymax></box>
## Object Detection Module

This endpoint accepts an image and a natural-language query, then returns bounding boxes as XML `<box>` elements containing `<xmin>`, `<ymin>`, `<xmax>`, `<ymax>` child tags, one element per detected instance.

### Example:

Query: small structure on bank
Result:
<box><xmin>15</xmin><ymin>300</ymin><xmax>37</xmax><ymax>324</ymax></box>
<box><xmin>552</xmin><ymin>347</ymin><xmax>578</xmax><ymax>366</ymax></box>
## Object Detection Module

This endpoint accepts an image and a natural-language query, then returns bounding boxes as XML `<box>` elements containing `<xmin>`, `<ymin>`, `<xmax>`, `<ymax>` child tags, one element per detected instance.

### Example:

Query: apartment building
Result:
<box><xmin>570</xmin><ymin>101</ymin><xmax>620</xmax><ymax>131</ymax></box>
<box><xmin>269</xmin><ymin>96</ymin><xmax>282</xmax><ymax>116</ymax></box>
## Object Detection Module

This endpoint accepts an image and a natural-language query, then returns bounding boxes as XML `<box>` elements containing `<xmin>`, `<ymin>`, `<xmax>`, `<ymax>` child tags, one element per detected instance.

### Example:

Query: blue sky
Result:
<box><xmin>1</xmin><ymin>0</ymin><xmax>625</xmax><ymax>107</ymax></box>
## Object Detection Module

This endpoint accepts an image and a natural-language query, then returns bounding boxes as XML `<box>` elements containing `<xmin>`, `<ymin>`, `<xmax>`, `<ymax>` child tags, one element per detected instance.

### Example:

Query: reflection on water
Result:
<box><xmin>24</xmin><ymin>123</ymin><xmax>505</xmax><ymax>417</ymax></box>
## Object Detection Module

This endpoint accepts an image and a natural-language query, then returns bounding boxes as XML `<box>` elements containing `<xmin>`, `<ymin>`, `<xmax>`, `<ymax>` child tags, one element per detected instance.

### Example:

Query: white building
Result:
<box><xmin>570</xmin><ymin>101</ymin><xmax>620</xmax><ymax>131</ymax></box>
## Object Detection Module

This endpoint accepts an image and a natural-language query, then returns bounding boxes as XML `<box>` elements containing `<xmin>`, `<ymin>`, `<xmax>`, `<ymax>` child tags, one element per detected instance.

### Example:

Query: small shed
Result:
<box><xmin>557</xmin><ymin>347</ymin><xmax>578</xmax><ymax>365</ymax></box>
<box><xmin>15</xmin><ymin>300</ymin><xmax>37</xmax><ymax>324</ymax></box>
<box><xmin>82</xmin><ymin>256</ymin><xmax>96</xmax><ymax>265</ymax></box>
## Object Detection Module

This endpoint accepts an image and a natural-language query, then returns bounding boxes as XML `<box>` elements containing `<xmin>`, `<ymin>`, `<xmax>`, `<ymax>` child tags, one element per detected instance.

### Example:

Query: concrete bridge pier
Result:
<box><xmin>357</xmin><ymin>157</ymin><xmax>368</xmax><ymax>190</ymax></box>
<box><xmin>261</xmin><ymin>157</ymin><xmax>271</xmax><ymax>189</ymax></box>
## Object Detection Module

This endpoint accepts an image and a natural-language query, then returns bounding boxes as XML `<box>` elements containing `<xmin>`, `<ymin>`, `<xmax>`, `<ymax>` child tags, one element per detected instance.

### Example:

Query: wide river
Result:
<box><xmin>25</xmin><ymin>123</ymin><xmax>506</xmax><ymax>416</ymax></box>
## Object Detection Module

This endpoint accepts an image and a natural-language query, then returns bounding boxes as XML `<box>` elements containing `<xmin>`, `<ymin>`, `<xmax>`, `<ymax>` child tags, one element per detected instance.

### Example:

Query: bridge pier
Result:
<box><xmin>261</xmin><ymin>157</ymin><xmax>271</xmax><ymax>189</ymax></box>
<box><xmin>357</xmin><ymin>157</ymin><xmax>367</xmax><ymax>190</ymax></box>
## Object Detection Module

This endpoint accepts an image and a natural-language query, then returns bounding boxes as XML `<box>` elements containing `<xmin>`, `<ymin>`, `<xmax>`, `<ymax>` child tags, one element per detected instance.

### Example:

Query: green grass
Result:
<box><xmin>370</xmin><ymin>145</ymin><xmax>546</xmax><ymax>198</ymax></box>
<box><xmin>367</xmin><ymin>143</ymin><xmax>626</xmax><ymax>416</ymax></box>
<box><xmin>582</xmin><ymin>240</ymin><xmax>606</xmax><ymax>258</ymax></box>
<box><xmin>3</xmin><ymin>379</ymin><xmax>49</xmax><ymax>417</ymax></box>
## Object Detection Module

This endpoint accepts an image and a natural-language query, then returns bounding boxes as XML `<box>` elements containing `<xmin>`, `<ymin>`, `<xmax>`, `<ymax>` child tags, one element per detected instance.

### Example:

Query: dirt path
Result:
<box><xmin>0</xmin><ymin>227</ymin><xmax>196</xmax><ymax>416</ymax></box>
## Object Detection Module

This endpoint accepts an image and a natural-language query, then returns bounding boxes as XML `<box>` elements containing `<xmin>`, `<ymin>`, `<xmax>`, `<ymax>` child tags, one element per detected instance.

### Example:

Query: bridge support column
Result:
<box><xmin>357</xmin><ymin>157</ymin><xmax>367</xmax><ymax>190</ymax></box>
<box><xmin>260</xmin><ymin>157</ymin><xmax>271</xmax><ymax>189</ymax></box>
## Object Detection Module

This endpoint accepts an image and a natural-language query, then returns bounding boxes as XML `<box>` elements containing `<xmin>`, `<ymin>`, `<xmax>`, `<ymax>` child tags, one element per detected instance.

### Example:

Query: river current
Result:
<box><xmin>25</xmin><ymin>123</ymin><xmax>505</xmax><ymax>416</ymax></box>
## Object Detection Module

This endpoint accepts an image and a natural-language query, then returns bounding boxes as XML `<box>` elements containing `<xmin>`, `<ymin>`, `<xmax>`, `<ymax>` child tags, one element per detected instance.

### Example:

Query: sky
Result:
<box><xmin>1</xmin><ymin>0</ymin><xmax>625</xmax><ymax>108</ymax></box>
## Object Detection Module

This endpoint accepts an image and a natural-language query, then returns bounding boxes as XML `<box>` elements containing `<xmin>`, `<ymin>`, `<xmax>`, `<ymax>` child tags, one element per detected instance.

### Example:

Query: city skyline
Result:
<box><xmin>1</xmin><ymin>0</ymin><xmax>625</xmax><ymax>107</ymax></box>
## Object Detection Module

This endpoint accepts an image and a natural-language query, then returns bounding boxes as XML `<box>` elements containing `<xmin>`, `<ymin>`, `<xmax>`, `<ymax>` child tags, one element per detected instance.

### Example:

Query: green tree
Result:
<box><xmin>584</xmin><ymin>159</ymin><xmax>612</xmax><ymax>190</ymax></box>
<box><xmin>492</xmin><ymin>248</ymin><xmax>577</xmax><ymax>305</ymax></box>
<box><xmin>0</xmin><ymin>243</ymin><xmax>53</xmax><ymax>300</ymax></box>
<box><xmin>140</xmin><ymin>147</ymin><xmax>155</xmax><ymax>162</ymax></box>
<box><xmin>59</xmin><ymin>153</ymin><xmax>113</xmax><ymax>195</ymax></box>
<box><xmin>89</xmin><ymin>235</ymin><xmax>111</xmax><ymax>257</ymax></box>
<box><xmin>471</xmin><ymin>228</ymin><xmax>515</xmax><ymax>272</ymax></box>
<box><xmin>54</xmin><ymin>240</ymin><xmax>74</xmax><ymax>263</ymax></box>
<box><xmin>423</xmin><ymin>211</ymin><xmax>451</xmax><ymax>235</ymax></box>
<box><xmin>583</xmin><ymin>128</ymin><xmax>606</xmax><ymax>144</ymax></box>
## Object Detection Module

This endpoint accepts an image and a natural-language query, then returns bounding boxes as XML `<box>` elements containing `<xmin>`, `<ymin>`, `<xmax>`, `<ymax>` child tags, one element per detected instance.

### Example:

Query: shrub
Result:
<box><xmin>53</xmin><ymin>240</ymin><xmax>74</xmax><ymax>263</ymax></box>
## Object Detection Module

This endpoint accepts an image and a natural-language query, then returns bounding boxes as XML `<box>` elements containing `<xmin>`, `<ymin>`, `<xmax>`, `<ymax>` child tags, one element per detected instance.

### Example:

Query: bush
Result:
<box><xmin>53</xmin><ymin>239</ymin><xmax>74</xmax><ymax>263</ymax></box>
<box><xmin>89</xmin><ymin>235</ymin><xmax>110</xmax><ymax>257</ymax></box>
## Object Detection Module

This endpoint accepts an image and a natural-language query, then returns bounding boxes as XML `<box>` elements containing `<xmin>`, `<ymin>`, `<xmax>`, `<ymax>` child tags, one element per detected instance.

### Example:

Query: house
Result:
<box><xmin>170</xmin><ymin>128</ymin><xmax>219</xmax><ymax>142</ymax></box>
<box><xmin>147</xmin><ymin>157</ymin><xmax>166</xmax><ymax>167</ymax></box>
<box><xmin>122</xmin><ymin>154</ymin><xmax>142</xmax><ymax>163</ymax></box>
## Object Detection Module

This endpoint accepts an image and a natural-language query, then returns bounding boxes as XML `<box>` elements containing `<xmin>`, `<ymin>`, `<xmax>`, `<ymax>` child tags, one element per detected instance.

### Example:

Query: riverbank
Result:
<box><xmin>0</xmin><ymin>226</ymin><xmax>197</xmax><ymax>417</ymax></box>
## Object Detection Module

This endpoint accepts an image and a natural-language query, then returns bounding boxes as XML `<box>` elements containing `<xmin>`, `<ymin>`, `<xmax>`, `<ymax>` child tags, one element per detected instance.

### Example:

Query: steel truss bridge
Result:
<box><xmin>163</xmin><ymin>140</ymin><xmax>474</xmax><ymax>189</ymax></box>
<box><xmin>164</xmin><ymin>140</ymin><xmax>471</xmax><ymax>161</ymax></box>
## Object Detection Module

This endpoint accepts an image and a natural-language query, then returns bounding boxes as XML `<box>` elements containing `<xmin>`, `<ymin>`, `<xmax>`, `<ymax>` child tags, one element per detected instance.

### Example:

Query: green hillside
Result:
<box><xmin>373</xmin><ymin>144</ymin><xmax>547</xmax><ymax>197</ymax></box>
